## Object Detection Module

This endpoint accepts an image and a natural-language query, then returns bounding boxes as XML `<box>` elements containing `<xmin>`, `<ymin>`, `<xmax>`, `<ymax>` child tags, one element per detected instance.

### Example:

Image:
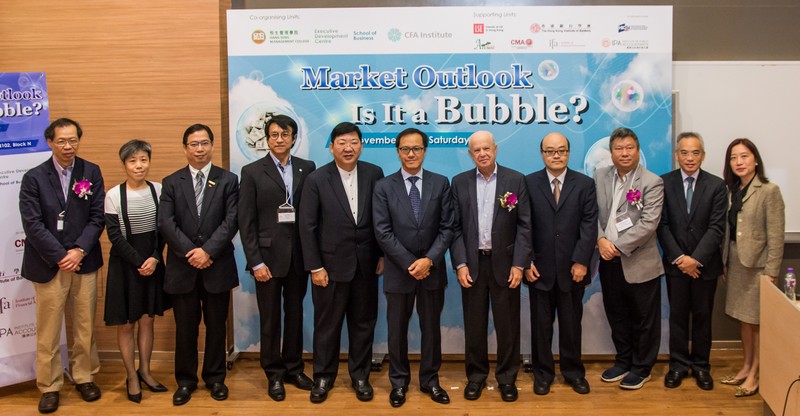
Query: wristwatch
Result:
<box><xmin>77</xmin><ymin>247</ymin><xmax>87</xmax><ymax>257</ymax></box>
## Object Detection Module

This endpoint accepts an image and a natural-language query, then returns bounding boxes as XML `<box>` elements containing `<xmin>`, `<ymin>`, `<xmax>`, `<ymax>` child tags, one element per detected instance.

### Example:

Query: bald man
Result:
<box><xmin>450</xmin><ymin>131</ymin><xmax>531</xmax><ymax>402</ymax></box>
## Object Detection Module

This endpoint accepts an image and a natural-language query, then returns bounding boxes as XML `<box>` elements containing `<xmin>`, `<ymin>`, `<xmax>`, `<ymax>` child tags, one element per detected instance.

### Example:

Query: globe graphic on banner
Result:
<box><xmin>235</xmin><ymin>101</ymin><xmax>307</xmax><ymax>164</ymax></box>
<box><xmin>611</xmin><ymin>80</ymin><xmax>644</xmax><ymax>112</ymax></box>
<box><xmin>537</xmin><ymin>60</ymin><xmax>560</xmax><ymax>81</ymax></box>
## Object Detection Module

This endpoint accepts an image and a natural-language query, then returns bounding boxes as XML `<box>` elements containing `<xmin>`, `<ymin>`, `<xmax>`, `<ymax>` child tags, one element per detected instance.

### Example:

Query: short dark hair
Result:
<box><xmin>265</xmin><ymin>114</ymin><xmax>298</xmax><ymax>138</ymax></box>
<box><xmin>723</xmin><ymin>138</ymin><xmax>768</xmax><ymax>190</ymax></box>
<box><xmin>395</xmin><ymin>128</ymin><xmax>428</xmax><ymax>149</ymax></box>
<box><xmin>330</xmin><ymin>122</ymin><xmax>362</xmax><ymax>142</ymax></box>
<box><xmin>44</xmin><ymin>118</ymin><xmax>82</xmax><ymax>141</ymax></box>
<box><xmin>119</xmin><ymin>139</ymin><xmax>152</xmax><ymax>162</ymax></box>
<box><xmin>609</xmin><ymin>127</ymin><xmax>639</xmax><ymax>149</ymax></box>
<box><xmin>182</xmin><ymin>124</ymin><xmax>214</xmax><ymax>145</ymax></box>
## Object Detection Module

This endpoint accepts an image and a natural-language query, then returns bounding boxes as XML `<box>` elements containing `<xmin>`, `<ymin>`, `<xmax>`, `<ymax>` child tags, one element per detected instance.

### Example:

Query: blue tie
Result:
<box><xmin>686</xmin><ymin>176</ymin><xmax>694</xmax><ymax>214</ymax></box>
<box><xmin>408</xmin><ymin>176</ymin><xmax>421</xmax><ymax>223</ymax></box>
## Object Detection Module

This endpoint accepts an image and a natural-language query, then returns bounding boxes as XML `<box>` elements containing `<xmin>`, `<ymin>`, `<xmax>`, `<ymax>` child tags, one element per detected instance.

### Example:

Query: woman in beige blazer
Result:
<box><xmin>720</xmin><ymin>138</ymin><xmax>785</xmax><ymax>397</ymax></box>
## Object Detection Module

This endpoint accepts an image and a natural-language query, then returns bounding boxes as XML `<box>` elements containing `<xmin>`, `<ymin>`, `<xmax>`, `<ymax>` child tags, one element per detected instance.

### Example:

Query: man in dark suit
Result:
<box><xmin>595</xmin><ymin>127</ymin><xmax>664</xmax><ymax>390</ymax></box>
<box><xmin>238</xmin><ymin>114</ymin><xmax>315</xmax><ymax>402</ymax></box>
<box><xmin>159</xmin><ymin>124</ymin><xmax>239</xmax><ymax>406</ymax></box>
<box><xmin>299</xmin><ymin>122</ymin><xmax>384</xmax><ymax>403</ymax></box>
<box><xmin>20</xmin><ymin>118</ymin><xmax>105</xmax><ymax>414</ymax></box>
<box><xmin>373</xmin><ymin>128</ymin><xmax>454</xmax><ymax>407</ymax></box>
<box><xmin>450</xmin><ymin>130</ymin><xmax>531</xmax><ymax>402</ymax></box>
<box><xmin>657</xmin><ymin>132</ymin><xmax>726</xmax><ymax>391</ymax></box>
<box><xmin>525</xmin><ymin>132</ymin><xmax>598</xmax><ymax>396</ymax></box>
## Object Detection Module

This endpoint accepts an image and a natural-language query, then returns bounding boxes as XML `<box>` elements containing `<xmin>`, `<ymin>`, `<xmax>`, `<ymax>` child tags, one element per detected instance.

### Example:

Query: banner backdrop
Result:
<box><xmin>0</xmin><ymin>72</ymin><xmax>66</xmax><ymax>387</ymax></box>
<box><xmin>227</xmin><ymin>6</ymin><xmax>672</xmax><ymax>355</ymax></box>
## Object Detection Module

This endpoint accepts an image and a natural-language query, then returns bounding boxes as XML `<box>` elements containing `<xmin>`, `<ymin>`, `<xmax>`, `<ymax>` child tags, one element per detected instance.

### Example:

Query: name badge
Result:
<box><xmin>615</xmin><ymin>213</ymin><xmax>633</xmax><ymax>233</ymax></box>
<box><xmin>56</xmin><ymin>211</ymin><xmax>65</xmax><ymax>231</ymax></box>
<box><xmin>277</xmin><ymin>204</ymin><xmax>296</xmax><ymax>223</ymax></box>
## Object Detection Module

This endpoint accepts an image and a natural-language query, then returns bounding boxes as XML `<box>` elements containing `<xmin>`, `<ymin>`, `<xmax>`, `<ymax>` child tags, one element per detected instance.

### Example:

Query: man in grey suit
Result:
<box><xmin>525</xmin><ymin>132</ymin><xmax>598</xmax><ymax>396</ymax></box>
<box><xmin>657</xmin><ymin>132</ymin><xmax>726</xmax><ymax>390</ymax></box>
<box><xmin>595</xmin><ymin>127</ymin><xmax>664</xmax><ymax>390</ymax></box>
<box><xmin>373</xmin><ymin>128</ymin><xmax>454</xmax><ymax>407</ymax></box>
<box><xmin>450</xmin><ymin>131</ymin><xmax>531</xmax><ymax>402</ymax></box>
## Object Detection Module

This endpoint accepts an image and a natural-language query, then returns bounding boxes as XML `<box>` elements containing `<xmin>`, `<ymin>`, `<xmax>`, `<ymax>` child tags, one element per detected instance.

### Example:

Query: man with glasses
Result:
<box><xmin>450</xmin><ymin>131</ymin><xmax>531</xmax><ymax>402</ymax></box>
<box><xmin>525</xmin><ymin>132</ymin><xmax>598</xmax><ymax>396</ymax></box>
<box><xmin>160</xmin><ymin>123</ymin><xmax>240</xmax><ymax>406</ymax></box>
<box><xmin>657</xmin><ymin>132</ymin><xmax>726</xmax><ymax>391</ymax></box>
<box><xmin>20</xmin><ymin>118</ymin><xmax>105</xmax><ymax>413</ymax></box>
<box><xmin>299</xmin><ymin>122</ymin><xmax>384</xmax><ymax>403</ymax></box>
<box><xmin>238</xmin><ymin>114</ymin><xmax>315</xmax><ymax>402</ymax></box>
<box><xmin>373</xmin><ymin>128</ymin><xmax>454</xmax><ymax>407</ymax></box>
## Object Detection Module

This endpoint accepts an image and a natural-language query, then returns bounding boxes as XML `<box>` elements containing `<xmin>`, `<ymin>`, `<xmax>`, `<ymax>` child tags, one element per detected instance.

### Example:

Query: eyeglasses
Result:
<box><xmin>186</xmin><ymin>141</ymin><xmax>212</xmax><ymax>149</ymax></box>
<box><xmin>269</xmin><ymin>132</ymin><xmax>292</xmax><ymax>140</ymax></box>
<box><xmin>678</xmin><ymin>150</ymin><xmax>703</xmax><ymax>157</ymax></box>
<box><xmin>53</xmin><ymin>139</ymin><xmax>80</xmax><ymax>148</ymax></box>
<box><xmin>542</xmin><ymin>149</ymin><xmax>569</xmax><ymax>156</ymax></box>
<box><xmin>398</xmin><ymin>146</ymin><xmax>425</xmax><ymax>155</ymax></box>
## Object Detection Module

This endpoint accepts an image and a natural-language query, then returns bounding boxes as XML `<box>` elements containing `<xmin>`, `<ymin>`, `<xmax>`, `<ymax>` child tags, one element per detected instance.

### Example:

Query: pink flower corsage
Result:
<box><xmin>626</xmin><ymin>188</ymin><xmax>642</xmax><ymax>209</ymax></box>
<box><xmin>72</xmin><ymin>178</ymin><xmax>93</xmax><ymax>200</ymax></box>
<box><xmin>498</xmin><ymin>192</ymin><xmax>518</xmax><ymax>212</ymax></box>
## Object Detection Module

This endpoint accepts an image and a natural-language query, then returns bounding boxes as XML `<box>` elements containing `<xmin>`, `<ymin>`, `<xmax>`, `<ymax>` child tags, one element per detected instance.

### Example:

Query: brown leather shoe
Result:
<box><xmin>75</xmin><ymin>382</ymin><xmax>101</xmax><ymax>402</ymax></box>
<box><xmin>38</xmin><ymin>391</ymin><xmax>59</xmax><ymax>413</ymax></box>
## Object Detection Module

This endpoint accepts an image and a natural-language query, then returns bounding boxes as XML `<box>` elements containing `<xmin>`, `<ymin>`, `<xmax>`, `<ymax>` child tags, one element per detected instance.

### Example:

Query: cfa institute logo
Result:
<box><xmin>251</xmin><ymin>30</ymin><xmax>266</xmax><ymax>44</ymax></box>
<box><xmin>388</xmin><ymin>28</ymin><xmax>401</xmax><ymax>42</ymax></box>
<box><xmin>473</xmin><ymin>23</ymin><xmax>485</xmax><ymax>34</ymax></box>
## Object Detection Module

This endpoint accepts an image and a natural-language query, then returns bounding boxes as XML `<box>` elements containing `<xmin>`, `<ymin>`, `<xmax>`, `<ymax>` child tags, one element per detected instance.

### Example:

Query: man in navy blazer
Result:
<box><xmin>657</xmin><ymin>132</ymin><xmax>726</xmax><ymax>391</ymax></box>
<box><xmin>159</xmin><ymin>124</ymin><xmax>239</xmax><ymax>406</ymax></box>
<box><xmin>373</xmin><ymin>128</ymin><xmax>454</xmax><ymax>407</ymax></box>
<box><xmin>525</xmin><ymin>132</ymin><xmax>598</xmax><ymax>396</ymax></box>
<box><xmin>20</xmin><ymin>118</ymin><xmax>105</xmax><ymax>414</ymax></box>
<box><xmin>450</xmin><ymin>131</ymin><xmax>531</xmax><ymax>402</ymax></box>
<box><xmin>299</xmin><ymin>122</ymin><xmax>384</xmax><ymax>403</ymax></box>
<box><xmin>238</xmin><ymin>114</ymin><xmax>315</xmax><ymax>401</ymax></box>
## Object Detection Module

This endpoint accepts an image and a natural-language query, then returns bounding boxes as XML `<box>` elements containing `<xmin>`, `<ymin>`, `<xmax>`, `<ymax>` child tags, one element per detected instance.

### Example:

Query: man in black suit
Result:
<box><xmin>525</xmin><ymin>132</ymin><xmax>598</xmax><ymax>396</ymax></box>
<box><xmin>450</xmin><ymin>130</ymin><xmax>531</xmax><ymax>402</ymax></box>
<box><xmin>238</xmin><ymin>114</ymin><xmax>315</xmax><ymax>402</ymax></box>
<box><xmin>299</xmin><ymin>122</ymin><xmax>384</xmax><ymax>403</ymax></box>
<box><xmin>373</xmin><ymin>128</ymin><xmax>454</xmax><ymax>407</ymax></box>
<box><xmin>159</xmin><ymin>124</ymin><xmax>239</xmax><ymax>406</ymax></box>
<box><xmin>20</xmin><ymin>118</ymin><xmax>105</xmax><ymax>414</ymax></box>
<box><xmin>657</xmin><ymin>132</ymin><xmax>726</xmax><ymax>390</ymax></box>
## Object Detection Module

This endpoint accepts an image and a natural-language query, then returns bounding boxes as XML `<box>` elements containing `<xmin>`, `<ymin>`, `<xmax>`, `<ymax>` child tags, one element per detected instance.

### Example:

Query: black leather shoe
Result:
<box><xmin>38</xmin><ymin>392</ymin><xmax>59</xmax><ymax>414</ymax></box>
<box><xmin>310</xmin><ymin>378</ymin><xmax>331</xmax><ymax>403</ymax></box>
<box><xmin>268</xmin><ymin>380</ymin><xmax>285</xmax><ymax>401</ymax></box>
<box><xmin>126</xmin><ymin>379</ymin><xmax>142</xmax><ymax>403</ymax></box>
<box><xmin>351</xmin><ymin>379</ymin><xmax>373</xmax><ymax>401</ymax></box>
<box><xmin>285</xmin><ymin>373</ymin><xmax>314</xmax><ymax>391</ymax></box>
<box><xmin>664</xmin><ymin>370</ymin><xmax>688</xmax><ymax>388</ymax></box>
<box><xmin>463</xmin><ymin>381</ymin><xmax>485</xmax><ymax>400</ymax></box>
<box><xmin>137</xmin><ymin>370</ymin><xmax>168</xmax><ymax>392</ymax></box>
<box><xmin>693</xmin><ymin>370</ymin><xmax>714</xmax><ymax>391</ymax></box>
<box><xmin>209</xmin><ymin>382</ymin><xmax>228</xmax><ymax>401</ymax></box>
<box><xmin>172</xmin><ymin>385</ymin><xmax>195</xmax><ymax>406</ymax></box>
<box><xmin>389</xmin><ymin>386</ymin><xmax>407</xmax><ymax>407</ymax></box>
<box><xmin>420</xmin><ymin>385</ymin><xmax>450</xmax><ymax>404</ymax></box>
<box><xmin>566</xmin><ymin>377</ymin><xmax>590</xmax><ymax>394</ymax></box>
<box><xmin>75</xmin><ymin>382</ymin><xmax>101</xmax><ymax>402</ymax></box>
<box><xmin>533</xmin><ymin>380</ymin><xmax>551</xmax><ymax>395</ymax></box>
<box><xmin>499</xmin><ymin>384</ymin><xmax>518</xmax><ymax>402</ymax></box>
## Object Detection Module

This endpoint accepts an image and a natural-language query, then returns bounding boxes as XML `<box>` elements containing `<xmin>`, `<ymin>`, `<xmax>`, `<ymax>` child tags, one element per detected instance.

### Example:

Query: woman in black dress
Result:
<box><xmin>104</xmin><ymin>140</ymin><xmax>170</xmax><ymax>402</ymax></box>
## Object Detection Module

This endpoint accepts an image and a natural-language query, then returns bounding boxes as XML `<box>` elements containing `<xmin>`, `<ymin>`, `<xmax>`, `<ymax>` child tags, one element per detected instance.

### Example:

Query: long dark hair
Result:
<box><xmin>723</xmin><ymin>138</ymin><xmax>768</xmax><ymax>190</ymax></box>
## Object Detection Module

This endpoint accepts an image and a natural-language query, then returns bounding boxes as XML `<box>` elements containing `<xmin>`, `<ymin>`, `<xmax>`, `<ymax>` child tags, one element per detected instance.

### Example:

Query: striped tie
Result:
<box><xmin>408</xmin><ymin>176</ymin><xmax>421</xmax><ymax>223</ymax></box>
<box><xmin>195</xmin><ymin>171</ymin><xmax>204</xmax><ymax>216</ymax></box>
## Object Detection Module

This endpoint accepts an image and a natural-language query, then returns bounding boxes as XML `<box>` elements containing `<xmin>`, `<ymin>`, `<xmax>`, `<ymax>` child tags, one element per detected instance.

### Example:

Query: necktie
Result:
<box><xmin>552</xmin><ymin>178</ymin><xmax>561</xmax><ymax>205</ymax></box>
<box><xmin>408</xmin><ymin>176</ymin><xmax>421</xmax><ymax>223</ymax></box>
<box><xmin>195</xmin><ymin>170</ymin><xmax>204</xmax><ymax>216</ymax></box>
<box><xmin>61</xmin><ymin>169</ymin><xmax>69</xmax><ymax>201</ymax></box>
<box><xmin>686</xmin><ymin>176</ymin><xmax>694</xmax><ymax>214</ymax></box>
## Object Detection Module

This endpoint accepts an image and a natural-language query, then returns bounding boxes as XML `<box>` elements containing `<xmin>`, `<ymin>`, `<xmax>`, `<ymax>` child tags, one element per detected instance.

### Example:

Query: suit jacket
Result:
<box><xmin>526</xmin><ymin>168</ymin><xmax>598</xmax><ymax>292</ymax></box>
<box><xmin>658</xmin><ymin>169</ymin><xmax>727</xmax><ymax>280</ymax></box>
<box><xmin>159</xmin><ymin>165</ymin><xmax>239</xmax><ymax>294</ymax></box>
<box><xmin>299</xmin><ymin>160</ymin><xmax>384</xmax><ymax>281</ymax></box>
<box><xmin>723</xmin><ymin>176</ymin><xmax>785</xmax><ymax>277</ymax></box>
<box><xmin>20</xmin><ymin>157</ymin><xmax>106</xmax><ymax>282</ymax></box>
<box><xmin>238</xmin><ymin>154</ymin><xmax>315</xmax><ymax>277</ymax></box>
<box><xmin>373</xmin><ymin>169</ymin><xmax>454</xmax><ymax>294</ymax></box>
<box><xmin>595</xmin><ymin>164</ymin><xmax>664</xmax><ymax>283</ymax></box>
<box><xmin>450</xmin><ymin>165</ymin><xmax>531</xmax><ymax>287</ymax></box>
